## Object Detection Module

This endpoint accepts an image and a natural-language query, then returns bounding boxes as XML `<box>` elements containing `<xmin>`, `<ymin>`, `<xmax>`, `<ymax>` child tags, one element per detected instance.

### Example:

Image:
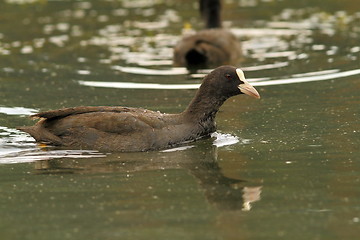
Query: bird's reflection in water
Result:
<box><xmin>33</xmin><ymin>143</ymin><xmax>262</xmax><ymax>211</ymax></box>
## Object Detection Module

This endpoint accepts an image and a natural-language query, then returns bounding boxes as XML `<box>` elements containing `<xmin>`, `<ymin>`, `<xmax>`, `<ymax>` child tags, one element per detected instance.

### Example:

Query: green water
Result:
<box><xmin>0</xmin><ymin>0</ymin><xmax>359</xmax><ymax>239</ymax></box>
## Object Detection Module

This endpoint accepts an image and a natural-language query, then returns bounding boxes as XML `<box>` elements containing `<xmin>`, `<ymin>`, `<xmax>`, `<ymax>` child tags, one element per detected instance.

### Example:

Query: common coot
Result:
<box><xmin>173</xmin><ymin>0</ymin><xmax>242</xmax><ymax>69</ymax></box>
<box><xmin>18</xmin><ymin>66</ymin><xmax>260</xmax><ymax>152</ymax></box>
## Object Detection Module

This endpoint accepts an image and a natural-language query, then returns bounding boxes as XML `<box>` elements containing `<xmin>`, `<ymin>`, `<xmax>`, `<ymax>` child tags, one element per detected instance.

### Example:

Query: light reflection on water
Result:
<box><xmin>77</xmin><ymin>8</ymin><xmax>360</xmax><ymax>72</ymax></box>
<box><xmin>0</xmin><ymin>149</ymin><xmax>106</xmax><ymax>164</ymax></box>
<box><xmin>0</xmin><ymin>106</ymin><xmax>37</xmax><ymax>116</ymax></box>
<box><xmin>0</xmin><ymin>127</ymin><xmax>244</xmax><ymax>164</ymax></box>
<box><xmin>78</xmin><ymin>67</ymin><xmax>360</xmax><ymax>88</ymax></box>
<box><xmin>0</xmin><ymin>126</ymin><xmax>105</xmax><ymax>164</ymax></box>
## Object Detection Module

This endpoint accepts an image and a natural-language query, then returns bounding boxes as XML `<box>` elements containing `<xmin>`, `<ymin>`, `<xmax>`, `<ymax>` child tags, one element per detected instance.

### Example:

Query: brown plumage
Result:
<box><xmin>18</xmin><ymin>66</ymin><xmax>260</xmax><ymax>152</ymax></box>
<box><xmin>173</xmin><ymin>0</ymin><xmax>242</xmax><ymax>69</ymax></box>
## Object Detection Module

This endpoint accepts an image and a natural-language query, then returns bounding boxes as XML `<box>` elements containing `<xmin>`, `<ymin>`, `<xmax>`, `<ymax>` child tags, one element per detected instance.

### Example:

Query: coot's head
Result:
<box><xmin>203</xmin><ymin>65</ymin><xmax>260</xmax><ymax>99</ymax></box>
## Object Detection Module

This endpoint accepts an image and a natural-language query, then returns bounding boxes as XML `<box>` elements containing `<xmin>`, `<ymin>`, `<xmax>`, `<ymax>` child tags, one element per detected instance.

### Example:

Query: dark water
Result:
<box><xmin>0</xmin><ymin>0</ymin><xmax>359</xmax><ymax>239</ymax></box>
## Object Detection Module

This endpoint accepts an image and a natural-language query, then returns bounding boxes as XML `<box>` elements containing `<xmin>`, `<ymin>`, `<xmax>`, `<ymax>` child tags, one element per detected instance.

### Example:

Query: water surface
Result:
<box><xmin>0</xmin><ymin>0</ymin><xmax>359</xmax><ymax>239</ymax></box>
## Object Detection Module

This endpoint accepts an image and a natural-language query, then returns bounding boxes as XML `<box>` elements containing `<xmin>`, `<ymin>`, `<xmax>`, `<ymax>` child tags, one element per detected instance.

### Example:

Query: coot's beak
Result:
<box><xmin>236</xmin><ymin>69</ymin><xmax>261</xmax><ymax>99</ymax></box>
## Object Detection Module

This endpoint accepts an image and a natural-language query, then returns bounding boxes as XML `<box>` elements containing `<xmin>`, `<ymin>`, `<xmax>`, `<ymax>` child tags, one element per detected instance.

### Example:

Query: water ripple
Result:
<box><xmin>0</xmin><ymin>149</ymin><xmax>106</xmax><ymax>164</ymax></box>
<box><xmin>112</xmin><ymin>65</ymin><xmax>188</xmax><ymax>75</ymax></box>
<box><xmin>78</xmin><ymin>68</ymin><xmax>360</xmax><ymax>89</ymax></box>
<box><xmin>0</xmin><ymin>107</ymin><xmax>37</xmax><ymax>116</ymax></box>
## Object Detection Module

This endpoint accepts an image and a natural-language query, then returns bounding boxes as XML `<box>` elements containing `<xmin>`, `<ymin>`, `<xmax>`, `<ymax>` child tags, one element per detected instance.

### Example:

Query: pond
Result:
<box><xmin>0</xmin><ymin>0</ymin><xmax>359</xmax><ymax>239</ymax></box>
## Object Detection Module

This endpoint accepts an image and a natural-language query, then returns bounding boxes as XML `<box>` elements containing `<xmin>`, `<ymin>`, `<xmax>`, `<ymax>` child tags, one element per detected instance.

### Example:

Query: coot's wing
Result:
<box><xmin>19</xmin><ymin>106</ymin><xmax>169</xmax><ymax>146</ymax></box>
<box><xmin>32</xmin><ymin>106</ymin><xmax>134</xmax><ymax>120</ymax></box>
<box><xmin>37</xmin><ymin>106</ymin><xmax>168</xmax><ymax>134</ymax></box>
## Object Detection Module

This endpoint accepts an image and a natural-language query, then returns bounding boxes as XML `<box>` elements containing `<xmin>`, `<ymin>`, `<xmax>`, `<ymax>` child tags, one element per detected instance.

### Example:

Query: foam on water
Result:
<box><xmin>211</xmin><ymin>132</ymin><xmax>240</xmax><ymax>147</ymax></box>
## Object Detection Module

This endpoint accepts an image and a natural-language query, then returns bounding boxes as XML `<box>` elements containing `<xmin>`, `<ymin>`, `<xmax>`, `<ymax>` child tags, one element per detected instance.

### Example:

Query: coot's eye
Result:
<box><xmin>225</xmin><ymin>74</ymin><xmax>232</xmax><ymax>80</ymax></box>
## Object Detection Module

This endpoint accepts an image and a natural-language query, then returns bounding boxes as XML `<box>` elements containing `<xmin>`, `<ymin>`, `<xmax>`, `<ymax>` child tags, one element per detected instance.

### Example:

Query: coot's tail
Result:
<box><xmin>17</xmin><ymin>121</ymin><xmax>63</xmax><ymax>146</ymax></box>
